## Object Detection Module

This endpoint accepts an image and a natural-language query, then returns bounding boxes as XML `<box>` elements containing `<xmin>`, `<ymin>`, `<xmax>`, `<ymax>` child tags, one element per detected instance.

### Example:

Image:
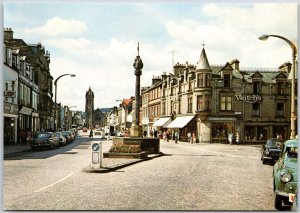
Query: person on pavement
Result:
<box><xmin>89</xmin><ymin>128</ymin><xmax>93</xmax><ymax>138</ymax></box>
<box><xmin>174</xmin><ymin>131</ymin><xmax>179</xmax><ymax>144</ymax></box>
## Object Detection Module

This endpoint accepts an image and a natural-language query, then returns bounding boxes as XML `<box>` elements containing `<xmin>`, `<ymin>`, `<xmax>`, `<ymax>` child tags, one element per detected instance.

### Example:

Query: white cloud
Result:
<box><xmin>165</xmin><ymin>3</ymin><xmax>297</xmax><ymax>67</ymax></box>
<box><xmin>19</xmin><ymin>3</ymin><xmax>297</xmax><ymax>111</ymax></box>
<box><xmin>24</xmin><ymin>17</ymin><xmax>88</xmax><ymax>37</ymax></box>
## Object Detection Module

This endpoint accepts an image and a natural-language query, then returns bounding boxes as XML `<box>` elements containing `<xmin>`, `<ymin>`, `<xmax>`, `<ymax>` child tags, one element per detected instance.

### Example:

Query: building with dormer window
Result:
<box><xmin>141</xmin><ymin>46</ymin><xmax>297</xmax><ymax>143</ymax></box>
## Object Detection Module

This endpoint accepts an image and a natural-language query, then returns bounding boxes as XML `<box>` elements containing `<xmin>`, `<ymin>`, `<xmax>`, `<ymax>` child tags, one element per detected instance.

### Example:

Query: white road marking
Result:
<box><xmin>34</xmin><ymin>172</ymin><xmax>74</xmax><ymax>193</ymax></box>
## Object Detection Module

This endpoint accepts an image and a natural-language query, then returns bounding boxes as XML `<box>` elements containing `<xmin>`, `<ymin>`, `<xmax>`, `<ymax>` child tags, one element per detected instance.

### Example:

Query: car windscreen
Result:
<box><xmin>267</xmin><ymin>140</ymin><xmax>279</xmax><ymax>146</ymax></box>
<box><xmin>33</xmin><ymin>133</ymin><xmax>51</xmax><ymax>138</ymax></box>
<box><xmin>287</xmin><ymin>147</ymin><xmax>298</xmax><ymax>158</ymax></box>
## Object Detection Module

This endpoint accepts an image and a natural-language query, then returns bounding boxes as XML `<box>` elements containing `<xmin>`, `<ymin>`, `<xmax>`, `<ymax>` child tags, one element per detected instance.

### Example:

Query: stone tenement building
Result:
<box><xmin>4</xmin><ymin>28</ymin><xmax>53</xmax><ymax>144</ymax></box>
<box><xmin>141</xmin><ymin>47</ymin><xmax>297</xmax><ymax>143</ymax></box>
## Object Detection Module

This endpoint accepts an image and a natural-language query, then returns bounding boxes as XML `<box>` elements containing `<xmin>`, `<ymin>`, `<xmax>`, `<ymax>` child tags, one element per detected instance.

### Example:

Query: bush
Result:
<box><xmin>109</xmin><ymin>144</ymin><xmax>142</xmax><ymax>153</ymax></box>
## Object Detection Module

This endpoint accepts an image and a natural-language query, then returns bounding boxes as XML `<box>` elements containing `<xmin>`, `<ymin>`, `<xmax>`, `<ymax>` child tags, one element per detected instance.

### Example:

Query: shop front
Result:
<box><xmin>153</xmin><ymin>117</ymin><xmax>171</xmax><ymax>138</ymax></box>
<box><xmin>4</xmin><ymin>102</ymin><xmax>18</xmax><ymax>145</ymax></box>
<box><xmin>210</xmin><ymin>117</ymin><xmax>237</xmax><ymax>143</ymax></box>
<box><xmin>19</xmin><ymin>106</ymin><xmax>33</xmax><ymax>132</ymax></box>
<box><xmin>167</xmin><ymin>115</ymin><xmax>196</xmax><ymax>142</ymax></box>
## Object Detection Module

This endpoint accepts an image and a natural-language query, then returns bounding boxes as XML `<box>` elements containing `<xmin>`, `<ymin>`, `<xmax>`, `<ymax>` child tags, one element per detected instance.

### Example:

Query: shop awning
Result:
<box><xmin>153</xmin><ymin>117</ymin><xmax>171</xmax><ymax>127</ymax></box>
<box><xmin>166</xmin><ymin>116</ymin><xmax>195</xmax><ymax>128</ymax></box>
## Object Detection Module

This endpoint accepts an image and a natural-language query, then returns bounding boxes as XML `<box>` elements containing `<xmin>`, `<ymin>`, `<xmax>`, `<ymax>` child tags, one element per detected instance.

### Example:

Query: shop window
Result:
<box><xmin>252</xmin><ymin>103</ymin><xmax>260</xmax><ymax>116</ymax></box>
<box><xmin>277</xmin><ymin>103</ymin><xmax>284</xmax><ymax>117</ymax></box>
<box><xmin>224</xmin><ymin>74</ymin><xmax>231</xmax><ymax>87</ymax></box>
<box><xmin>220</xmin><ymin>96</ymin><xmax>232</xmax><ymax>111</ymax></box>
<box><xmin>253</xmin><ymin>81</ymin><xmax>261</xmax><ymax>94</ymax></box>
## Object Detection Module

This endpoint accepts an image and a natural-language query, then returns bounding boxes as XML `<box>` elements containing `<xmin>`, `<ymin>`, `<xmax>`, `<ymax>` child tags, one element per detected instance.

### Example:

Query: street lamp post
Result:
<box><xmin>54</xmin><ymin>74</ymin><xmax>76</xmax><ymax>131</ymax></box>
<box><xmin>259</xmin><ymin>34</ymin><xmax>297</xmax><ymax>139</ymax></box>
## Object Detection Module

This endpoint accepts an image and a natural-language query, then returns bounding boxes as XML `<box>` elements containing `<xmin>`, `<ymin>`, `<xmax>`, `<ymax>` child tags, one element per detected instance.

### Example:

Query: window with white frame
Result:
<box><xmin>220</xmin><ymin>96</ymin><xmax>232</xmax><ymax>111</ymax></box>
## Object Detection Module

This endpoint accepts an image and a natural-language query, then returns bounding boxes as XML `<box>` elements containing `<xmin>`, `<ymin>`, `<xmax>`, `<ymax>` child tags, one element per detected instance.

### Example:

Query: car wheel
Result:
<box><xmin>31</xmin><ymin>146</ymin><xmax>37</xmax><ymax>151</ymax></box>
<box><xmin>275</xmin><ymin>194</ymin><xmax>283</xmax><ymax>210</ymax></box>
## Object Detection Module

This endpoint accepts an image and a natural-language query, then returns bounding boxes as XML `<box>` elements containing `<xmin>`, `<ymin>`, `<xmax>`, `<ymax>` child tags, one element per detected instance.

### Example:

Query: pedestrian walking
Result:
<box><xmin>187</xmin><ymin>132</ymin><xmax>191</xmax><ymax>143</ymax></box>
<box><xmin>228</xmin><ymin>132</ymin><xmax>233</xmax><ymax>145</ymax></box>
<box><xmin>163</xmin><ymin>131</ymin><xmax>167</xmax><ymax>142</ymax></box>
<box><xmin>20</xmin><ymin>129</ymin><xmax>27</xmax><ymax>145</ymax></box>
<box><xmin>174</xmin><ymin>131</ymin><xmax>179</xmax><ymax>144</ymax></box>
<box><xmin>89</xmin><ymin>129</ymin><xmax>93</xmax><ymax>138</ymax></box>
<box><xmin>26</xmin><ymin>129</ymin><xmax>32</xmax><ymax>145</ymax></box>
<box><xmin>199</xmin><ymin>134</ymin><xmax>203</xmax><ymax>143</ymax></box>
<box><xmin>166</xmin><ymin>130</ymin><xmax>170</xmax><ymax>142</ymax></box>
<box><xmin>192</xmin><ymin>132</ymin><xmax>196</xmax><ymax>144</ymax></box>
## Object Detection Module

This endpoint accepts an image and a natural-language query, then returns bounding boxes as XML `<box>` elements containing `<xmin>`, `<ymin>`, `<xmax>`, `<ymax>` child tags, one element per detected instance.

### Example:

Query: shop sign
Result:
<box><xmin>235</xmin><ymin>94</ymin><xmax>262</xmax><ymax>103</ymax></box>
<box><xmin>142</xmin><ymin>118</ymin><xmax>149</xmax><ymax>125</ymax></box>
<box><xmin>4</xmin><ymin>103</ymin><xmax>18</xmax><ymax>115</ymax></box>
<box><xmin>32</xmin><ymin>112</ymin><xmax>39</xmax><ymax>117</ymax></box>
<box><xmin>4</xmin><ymin>90</ymin><xmax>16</xmax><ymax>97</ymax></box>
<box><xmin>19</xmin><ymin>106</ymin><xmax>33</xmax><ymax>115</ymax></box>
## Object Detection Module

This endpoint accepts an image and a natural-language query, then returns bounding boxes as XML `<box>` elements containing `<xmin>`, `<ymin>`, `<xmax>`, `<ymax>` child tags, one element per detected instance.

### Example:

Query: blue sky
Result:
<box><xmin>3</xmin><ymin>2</ymin><xmax>298</xmax><ymax>111</ymax></box>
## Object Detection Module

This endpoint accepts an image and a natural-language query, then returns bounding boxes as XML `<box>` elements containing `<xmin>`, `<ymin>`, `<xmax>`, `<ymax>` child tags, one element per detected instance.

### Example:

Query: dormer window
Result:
<box><xmin>253</xmin><ymin>81</ymin><xmax>261</xmax><ymax>94</ymax></box>
<box><xmin>277</xmin><ymin>82</ymin><xmax>285</xmax><ymax>95</ymax></box>
<box><xmin>224</xmin><ymin>74</ymin><xmax>231</xmax><ymax>87</ymax></box>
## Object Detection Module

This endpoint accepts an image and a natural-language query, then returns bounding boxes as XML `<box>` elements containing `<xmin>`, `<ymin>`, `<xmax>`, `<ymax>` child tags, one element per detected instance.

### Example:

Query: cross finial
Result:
<box><xmin>137</xmin><ymin>42</ymin><xmax>139</xmax><ymax>56</ymax></box>
<box><xmin>202</xmin><ymin>40</ymin><xmax>205</xmax><ymax>48</ymax></box>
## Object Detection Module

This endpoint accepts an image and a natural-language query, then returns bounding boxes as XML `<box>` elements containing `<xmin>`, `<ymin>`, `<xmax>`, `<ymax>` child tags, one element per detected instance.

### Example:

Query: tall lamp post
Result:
<box><xmin>259</xmin><ymin>34</ymin><xmax>297</xmax><ymax>139</ymax></box>
<box><xmin>54</xmin><ymin>74</ymin><xmax>76</xmax><ymax>131</ymax></box>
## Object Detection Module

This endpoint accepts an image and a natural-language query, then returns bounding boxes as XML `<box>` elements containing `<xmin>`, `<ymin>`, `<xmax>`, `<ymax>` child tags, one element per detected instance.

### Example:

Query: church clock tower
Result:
<box><xmin>85</xmin><ymin>87</ymin><xmax>94</xmax><ymax>128</ymax></box>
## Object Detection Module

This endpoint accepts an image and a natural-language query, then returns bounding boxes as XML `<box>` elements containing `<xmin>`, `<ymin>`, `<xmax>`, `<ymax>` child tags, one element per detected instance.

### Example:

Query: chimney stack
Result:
<box><xmin>4</xmin><ymin>28</ymin><xmax>14</xmax><ymax>40</ymax></box>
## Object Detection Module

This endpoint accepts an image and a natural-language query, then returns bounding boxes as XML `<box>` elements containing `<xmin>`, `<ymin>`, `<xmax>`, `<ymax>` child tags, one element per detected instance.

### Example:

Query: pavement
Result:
<box><xmin>4</xmin><ymin>143</ymin><xmax>31</xmax><ymax>156</ymax></box>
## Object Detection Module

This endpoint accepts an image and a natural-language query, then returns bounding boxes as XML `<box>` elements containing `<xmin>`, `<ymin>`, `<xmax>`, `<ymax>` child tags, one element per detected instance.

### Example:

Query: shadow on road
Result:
<box><xmin>4</xmin><ymin>135</ymin><xmax>94</xmax><ymax>160</ymax></box>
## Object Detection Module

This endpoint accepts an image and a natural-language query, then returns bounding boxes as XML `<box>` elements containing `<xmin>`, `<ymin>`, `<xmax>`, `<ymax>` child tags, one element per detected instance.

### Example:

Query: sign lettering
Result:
<box><xmin>235</xmin><ymin>94</ymin><xmax>262</xmax><ymax>103</ymax></box>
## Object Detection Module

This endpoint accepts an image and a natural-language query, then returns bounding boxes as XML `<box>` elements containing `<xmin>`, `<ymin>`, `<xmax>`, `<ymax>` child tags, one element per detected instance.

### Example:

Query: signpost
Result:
<box><xmin>91</xmin><ymin>141</ymin><xmax>102</xmax><ymax>169</ymax></box>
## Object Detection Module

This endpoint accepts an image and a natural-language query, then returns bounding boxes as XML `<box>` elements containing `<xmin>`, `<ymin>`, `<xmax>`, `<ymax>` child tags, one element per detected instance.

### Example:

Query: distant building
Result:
<box><xmin>85</xmin><ymin>87</ymin><xmax>94</xmax><ymax>128</ymax></box>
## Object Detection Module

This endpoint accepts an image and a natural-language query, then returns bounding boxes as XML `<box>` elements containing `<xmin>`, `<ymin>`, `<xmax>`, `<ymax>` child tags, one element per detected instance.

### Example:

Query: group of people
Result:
<box><xmin>19</xmin><ymin>129</ymin><xmax>32</xmax><ymax>145</ymax></box>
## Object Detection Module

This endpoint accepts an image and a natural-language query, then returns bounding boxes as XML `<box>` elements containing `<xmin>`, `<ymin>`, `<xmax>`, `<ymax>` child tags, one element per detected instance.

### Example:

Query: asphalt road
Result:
<box><xmin>3</xmin><ymin>132</ymin><xmax>276</xmax><ymax>211</ymax></box>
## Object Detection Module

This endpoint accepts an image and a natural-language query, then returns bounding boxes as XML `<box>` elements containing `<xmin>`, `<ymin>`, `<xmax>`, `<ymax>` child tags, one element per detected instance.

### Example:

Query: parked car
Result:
<box><xmin>117</xmin><ymin>131</ymin><xmax>125</xmax><ymax>137</ymax></box>
<box><xmin>94</xmin><ymin>129</ymin><xmax>101</xmax><ymax>135</ymax></box>
<box><xmin>55</xmin><ymin>132</ymin><xmax>67</xmax><ymax>146</ymax></box>
<box><xmin>30</xmin><ymin>132</ymin><xmax>60</xmax><ymax>151</ymax></box>
<box><xmin>63</xmin><ymin>131</ymin><xmax>74</xmax><ymax>142</ymax></box>
<box><xmin>83</xmin><ymin>127</ymin><xmax>88</xmax><ymax>132</ymax></box>
<box><xmin>62</xmin><ymin>131</ymin><xmax>71</xmax><ymax>144</ymax></box>
<box><xmin>261</xmin><ymin>138</ymin><xmax>283</xmax><ymax>164</ymax></box>
<box><xmin>273</xmin><ymin>139</ymin><xmax>298</xmax><ymax>210</ymax></box>
<box><xmin>69</xmin><ymin>129</ymin><xmax>76</xmax><ymax>138</ymax></box>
